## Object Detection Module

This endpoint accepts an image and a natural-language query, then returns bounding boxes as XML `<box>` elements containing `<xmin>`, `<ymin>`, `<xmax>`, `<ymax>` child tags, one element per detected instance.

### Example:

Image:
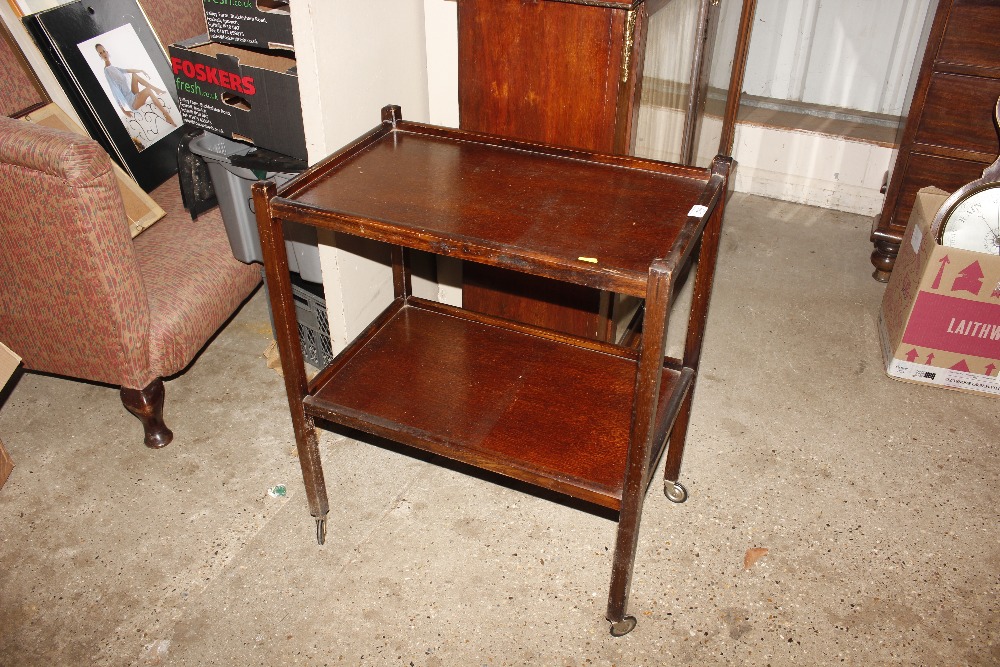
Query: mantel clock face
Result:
<box><xmin>939</xmin><ymin>184</ymin><xmax>1000</xmax><ymax>254</ymax></box>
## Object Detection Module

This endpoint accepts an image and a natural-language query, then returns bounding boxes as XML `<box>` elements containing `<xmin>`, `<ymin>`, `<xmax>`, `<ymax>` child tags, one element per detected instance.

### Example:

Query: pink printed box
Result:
<box><xmin>878</xmin><ymin>187</ymin><xmax>1000</xmax><ymax>397</ymax></box>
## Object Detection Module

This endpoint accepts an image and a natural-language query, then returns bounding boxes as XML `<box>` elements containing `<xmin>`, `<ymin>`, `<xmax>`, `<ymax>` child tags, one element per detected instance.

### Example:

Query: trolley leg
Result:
<box><xmin>295</xmin><ymin>414</ymin><xmax>329</xmax><ymax>544</ymax></box>
<box><xmin>606</xmin><ymin>488</ymin><xmax>646</xmax><ymax>636</ymax></box>
<box><xmin>663</xmin><ymin>392</ymin><xmax>693</xmax><ymax>503</ymax></box>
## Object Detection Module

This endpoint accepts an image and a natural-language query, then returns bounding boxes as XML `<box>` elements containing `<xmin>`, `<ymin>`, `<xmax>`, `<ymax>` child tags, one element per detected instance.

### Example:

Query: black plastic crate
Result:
<box><xmin>291</xmin><ymin>277</ymin><xmax>333</xmax><ymax>369</ymax></box>
<box><xmin>262</xmin><ymin>269</ymin><xmax>332</xmax><ymax>370</ymax></box>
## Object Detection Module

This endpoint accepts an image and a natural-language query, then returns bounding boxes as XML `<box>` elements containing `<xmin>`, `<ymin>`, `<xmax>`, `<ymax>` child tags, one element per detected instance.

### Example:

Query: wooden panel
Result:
<box><xmin>936</xmin><ymin>0</ymin><xmax>1000</xmax><ymax>70</ymax></box>
<box><xmin>457</xmin><ymin>265</ymin><xmax>607</xmax><ymax>337</ymax></box>
<box><xmin>885</xmin><ymin>151</ymin><xmax>988</xmax><ymax>236</ymax></box>
<box><xmin>915</xmin><ymin>74</ymin><xmax>1000</xmax><ymax>156</ymax></box>
<box><xmin>457</xmin><ymin>0</ymin><xmax>644</xmax><ymax>337</ymax></box>
<box><xmin>457</xmin><ymin>0</ymin><xmax>631</xmax><ymax>153</ymax></box>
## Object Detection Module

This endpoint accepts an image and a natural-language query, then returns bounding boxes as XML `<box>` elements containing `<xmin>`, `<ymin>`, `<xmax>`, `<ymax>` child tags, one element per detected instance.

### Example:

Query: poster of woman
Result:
<box><xmin>23</xmin><ymin>0</ymin><xmax>184</xmax><ymax>190</ymax></box>
<box><xmin>77</xmin><ymin>24</ymin><xmax>181</xmax><ymax>152</ymax></box>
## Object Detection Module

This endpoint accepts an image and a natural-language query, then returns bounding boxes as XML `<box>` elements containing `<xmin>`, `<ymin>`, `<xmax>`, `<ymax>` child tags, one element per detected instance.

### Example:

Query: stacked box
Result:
<box><xmin>169</xmin><ymin>35</ymin><xmax>305</xmax><ymax>160</ymax></box>
<box><xmin>878</xmin><ymin>187</ymin><xmax>1000</xmax><ymax>397</ymax></box>
<box><xmin>203</xmin><ymin>0</ymin><xmax>293</xmax><ymax>51</ymax></box>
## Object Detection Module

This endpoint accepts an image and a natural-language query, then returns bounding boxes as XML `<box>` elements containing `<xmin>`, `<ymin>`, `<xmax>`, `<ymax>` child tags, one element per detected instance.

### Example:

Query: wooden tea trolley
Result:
<box><xmin>254</xmin><ymin>106</ymin><xmax>731</xmax><ymax>636</ymax></box>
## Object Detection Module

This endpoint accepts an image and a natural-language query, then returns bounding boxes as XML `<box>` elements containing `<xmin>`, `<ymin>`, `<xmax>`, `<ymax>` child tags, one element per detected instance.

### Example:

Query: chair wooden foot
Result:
<box><xmin>121</xmin><ymin>379</ymin><xmax>173</xmax><ymax>449</ymax></box>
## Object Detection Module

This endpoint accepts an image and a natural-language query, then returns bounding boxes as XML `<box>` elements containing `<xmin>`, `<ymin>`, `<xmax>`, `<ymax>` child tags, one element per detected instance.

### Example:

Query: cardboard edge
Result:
<box><xmin>0</xmin><ymin>341</ymin><xmax>21</xmax><ymax>491</ymax></box>
<box><xmin>0</xmin><ymin>440</ymin><xmax>13</xmax><ymax>490</ymax></box>
<box><xmin>0</xmin><ymin>340</ymin><xmax>20</xmax><ymax>387</ymax></box>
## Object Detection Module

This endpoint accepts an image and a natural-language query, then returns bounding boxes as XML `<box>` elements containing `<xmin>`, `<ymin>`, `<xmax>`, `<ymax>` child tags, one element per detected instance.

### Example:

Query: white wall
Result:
<box><xmin>744</xmin><ymin>0</ymin><xmax>932</xmax><ymax>116</ymax></box>
<box><xmin>291</xmin><ymin>0</ymin><xmax>458</xmax><ymax>354</ymax></box>
<box><xmin>731</xmin><ymin>124</ymin><xmax>894</xmax><ymax>215</ymax></box>
<box><xmin>636</xmin><ymin>0</ymin><xmax>931</xmax><ymax>215</ymax></box>
<box><xmin>424</xmin><ymin>0</ymin><xmax>459</xmax><ymax>128</ymax></box>
<box><xmin>730</xmin><ymin>0</ymin><xmax>931</xmax><ymax>214</ymax></box>
<box><xmin>292</xmin><ymin>1</ymin><xmax>430</xmax><ymax>163</ymax></box>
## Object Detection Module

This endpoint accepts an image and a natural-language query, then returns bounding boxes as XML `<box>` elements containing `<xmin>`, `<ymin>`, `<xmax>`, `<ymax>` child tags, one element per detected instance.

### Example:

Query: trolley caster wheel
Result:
<box><xmin>609</xmin><ymin>616</ymin><xmax>637</xmax><ymax>636</ymax></box>
<box><xmin>664</xmin><ymin>480</ymin><xmax>688</xmax><ymax>503</ymax></box>
<box><xmin>315</xmin><ymin>517</ymin><xmax>327</xmax><ymax>545</ymax></box>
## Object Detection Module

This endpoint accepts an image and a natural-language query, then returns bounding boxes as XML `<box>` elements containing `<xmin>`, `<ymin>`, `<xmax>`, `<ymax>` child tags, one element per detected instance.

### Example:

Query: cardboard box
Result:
<box><xmin>169</xmin><ymin>36</ymin><xmax>305</xmax><ymax>160</ymax></box>
<box><xmin>0</xmin><ymin>341</ymin><xmax>21</xmax><ymax>490</ymax></box>
<box><xmin>0</xmin><ymin>440</ymin><xmax>12</xmax><ymax>490</ymax></box>
<box><xmin>203</xmin><ymin>0</ymin><xmax>294</xmax><ymax>51</ymax></box>
<box><xmin>878</xmin><ymin>187</ymin><xmax>1000</xmax><ymax>397</ymax></box>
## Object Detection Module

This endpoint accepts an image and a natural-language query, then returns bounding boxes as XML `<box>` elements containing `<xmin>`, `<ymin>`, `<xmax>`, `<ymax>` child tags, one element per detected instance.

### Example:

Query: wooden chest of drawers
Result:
<box><xmin>872</xmin><ymin>0</ymin><xmax>1000</xmax><ymax>281</ymax></box>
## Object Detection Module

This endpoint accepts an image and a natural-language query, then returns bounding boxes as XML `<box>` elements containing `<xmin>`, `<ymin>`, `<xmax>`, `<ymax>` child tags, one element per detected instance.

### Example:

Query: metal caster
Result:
<box><xmin>609</xmin><ymin>616</ymin><xmax>637</xmax><ymax>636</ymax></box>
<box><xmin>315</xmin><ymin>517</ymin><xmax>327</xmax><ymax>545</ymax></box>
<box><xmin>664</xmin><ymin>480</ymin><xmax>688</xmax><ymax>503</ymax></box>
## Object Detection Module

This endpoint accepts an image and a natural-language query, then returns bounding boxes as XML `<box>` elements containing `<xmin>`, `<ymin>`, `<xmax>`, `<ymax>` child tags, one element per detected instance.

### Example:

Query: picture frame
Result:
<box><xmin>0</xmin><ymin>10</ymin><xmax>50</xmax><ymax>118</ymax></box>
<box><xmin>23</xmin><ymin>0</ymin><xmax>183</xmax><ymax>190</ymax></box>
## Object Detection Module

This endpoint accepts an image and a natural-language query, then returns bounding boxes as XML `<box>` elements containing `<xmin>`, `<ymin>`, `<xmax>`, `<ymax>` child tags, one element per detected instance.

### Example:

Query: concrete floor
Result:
<box><xmin>0</xmin><ymin>193</ymin><xmax>996</xmax><ymax>666</ymax></box>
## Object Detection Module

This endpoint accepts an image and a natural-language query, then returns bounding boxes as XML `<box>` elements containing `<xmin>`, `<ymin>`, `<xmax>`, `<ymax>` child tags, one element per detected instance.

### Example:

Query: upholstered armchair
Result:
<box><xmin>0</xmin><ymin>115</ymin><xmax>261</xmax><ymax>448</ymax></box>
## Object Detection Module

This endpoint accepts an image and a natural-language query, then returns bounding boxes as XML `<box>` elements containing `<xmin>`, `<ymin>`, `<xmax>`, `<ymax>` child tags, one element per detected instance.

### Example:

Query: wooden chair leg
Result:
<box><xmin>121</xmin><ymin>379</ymin><xmax>173</xmax><ymax>449</ymax></box>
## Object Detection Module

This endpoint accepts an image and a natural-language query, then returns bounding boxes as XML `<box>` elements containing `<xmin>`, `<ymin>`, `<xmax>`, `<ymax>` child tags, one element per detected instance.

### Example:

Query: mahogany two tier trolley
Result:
<box><xmin>254</xmin><ymin>106</ymin><xmax>731</xmax><ymax>635</ymax></box>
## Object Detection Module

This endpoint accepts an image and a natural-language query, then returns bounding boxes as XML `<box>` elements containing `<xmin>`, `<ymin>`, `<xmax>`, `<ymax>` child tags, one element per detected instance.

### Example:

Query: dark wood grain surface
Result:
<box><xmin>916</xmin><ymin>73</ymin><xmax>1000</xmax><ymax>159</ymax></box>
<box><xmin>304</xmin><ymin>300</ymin><xmax>688</xmax><ymax>509</ymax></box>
<box><xmin>456</xmin><ymin>0</ymin><xmax>647</xmax><ymax>337</ymax></box>
<box><xmin>457</xmin><ymin>0</ymin><xmax>639</xmax><ymax>155</ymax></box>
<box><xmin>936</xmin><ymin>0</ymin><xmax>1000</xmax><ymax>70</ymax></box>
<box><xmin>277</xmin><ymin>125</ymin><xmax>711</xmax><ymax>297</ymax></box>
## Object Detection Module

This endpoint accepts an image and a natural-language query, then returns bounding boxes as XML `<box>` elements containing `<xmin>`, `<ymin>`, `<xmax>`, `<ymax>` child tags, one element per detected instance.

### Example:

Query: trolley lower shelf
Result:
<box><xmin>304</xmin><ymin>298</ymin><xmax>694</xmax><ymax>510</ymax></box>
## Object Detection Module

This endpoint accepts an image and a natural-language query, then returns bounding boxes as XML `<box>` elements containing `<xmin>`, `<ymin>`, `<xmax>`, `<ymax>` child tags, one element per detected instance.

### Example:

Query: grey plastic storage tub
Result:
<box><xmin>188</xmin><ymin>132</ymin><xmax>322</xmax><ymax>283</ymax></box>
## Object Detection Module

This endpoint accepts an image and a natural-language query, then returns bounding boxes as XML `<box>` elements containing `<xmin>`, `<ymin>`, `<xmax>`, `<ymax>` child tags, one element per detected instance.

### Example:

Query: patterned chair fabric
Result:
<box><xmin>136</xmin><ymin>179</ymin><xmax>261</xmax><ymax>376</ymax></box>
<box><xmin>0</xmin><ymin>116</ymin><xmax>152</xmax><ymax>388</ymax></box>
<box><xmin>0</xmin><ymin>115</ymin><xmax>260</xmax><ymax>439</ymax></box>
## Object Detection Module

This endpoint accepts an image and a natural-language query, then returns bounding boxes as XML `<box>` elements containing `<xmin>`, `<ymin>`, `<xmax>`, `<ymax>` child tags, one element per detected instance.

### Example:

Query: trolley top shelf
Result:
<box><xmin>270</xmin><ymin>117</ymin><xmax>723</xmax><ymax>297</ymax></box>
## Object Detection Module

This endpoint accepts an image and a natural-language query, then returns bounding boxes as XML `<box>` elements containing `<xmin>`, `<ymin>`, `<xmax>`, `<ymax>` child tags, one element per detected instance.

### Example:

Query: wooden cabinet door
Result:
<box><xmin>458</xmin><ymin>0</ymin><xmax>645</xmax><ymax>154</ymax></box>
<box><xmin>458</xmin><ymin>0</ymin><xmax>647</xmax><ymax>339</ymax></box>
<box><xmin>456</xmin><ymin>0</ymin><xmax>753</xmax><ymax>338</ymax></box>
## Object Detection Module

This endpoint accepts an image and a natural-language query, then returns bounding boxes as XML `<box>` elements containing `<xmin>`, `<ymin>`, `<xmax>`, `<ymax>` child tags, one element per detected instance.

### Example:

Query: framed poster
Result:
<box><xmin>23</xmin><ymin>0</ymin><xmax>183</xmax><ymax>190</ymax></box>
